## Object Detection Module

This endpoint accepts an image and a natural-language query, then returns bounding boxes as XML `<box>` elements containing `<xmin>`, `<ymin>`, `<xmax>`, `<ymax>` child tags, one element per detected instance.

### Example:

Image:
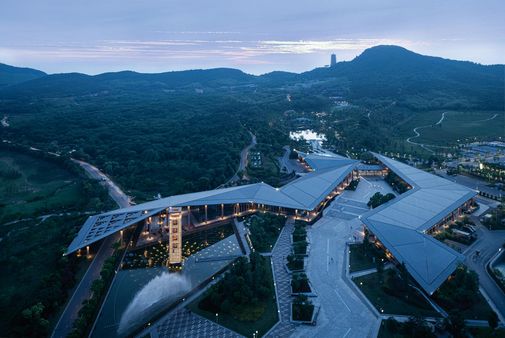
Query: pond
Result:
<box><xmin>289</xmin><ymin>129</ymin><xmax>327</xmax><ymax>142</ymax></box>
<box><xmin>92</xmin><ymin>234</ymin><xmax>243</xmax><ymax>338</ymax></box>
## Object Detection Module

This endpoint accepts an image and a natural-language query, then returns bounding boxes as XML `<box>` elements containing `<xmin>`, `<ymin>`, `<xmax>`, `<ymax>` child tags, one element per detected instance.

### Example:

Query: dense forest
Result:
<box><xmin>0</xmin><ymin>45</ymin><xmax>503</xmax><ymax>200</ymax></box>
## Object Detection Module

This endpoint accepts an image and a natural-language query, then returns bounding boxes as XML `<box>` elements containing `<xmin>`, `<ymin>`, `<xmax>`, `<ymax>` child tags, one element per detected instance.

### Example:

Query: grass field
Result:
<box><xmin>437</xmin><ymin>292</ymin><xmax>494</xmax><ymax>321</ymax></box>
<box><xmin>188</xmin><ymin>257</ymin><xmax>278</xmax><ymax>337</ymax></box>
<box><xmin>0</xmin><ymin>149</ymin><xmax>111</xmax><ymax>335</ymax></box>
<box><xmin>349</xmin><ymin>243</ymin><xmax>386</xmax><ymax>273</ymax></box>
<box><xmin>353</xmin><ymin>272</ymin><xmax>439</xmax><ymax>317</ymax></box>
<box><xmin>0</xmin><ymin>150</ymin><xmax>83</xmax><ymax>224</ymax></box>
<box><xmin>394</xmin><ymin>110</ymin><xmax>505</xmax><ymax>147</ymax></box>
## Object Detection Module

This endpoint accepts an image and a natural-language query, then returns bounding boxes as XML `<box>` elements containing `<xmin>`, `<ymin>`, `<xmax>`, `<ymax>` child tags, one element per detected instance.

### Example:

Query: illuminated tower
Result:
<box><xmin>168</xmin><ymin>207</ymin><xmax>182</xmax><ymax>264</ymax></box>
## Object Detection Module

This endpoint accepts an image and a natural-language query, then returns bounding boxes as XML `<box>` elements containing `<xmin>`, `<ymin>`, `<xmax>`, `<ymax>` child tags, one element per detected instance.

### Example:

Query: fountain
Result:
<box><xmin>117</xmin><ymin>272</ymin><xmax>191</xmax><ymax>336</ymax></box>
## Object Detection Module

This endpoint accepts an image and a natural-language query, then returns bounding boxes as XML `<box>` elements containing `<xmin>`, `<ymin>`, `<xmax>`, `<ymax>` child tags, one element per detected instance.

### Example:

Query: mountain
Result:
<box><xmin>0</xmin><ymin>45</ymin><xmax>503</xmax><ymax>110</ymax></box>
<box><xmin>299</xmin><ymin>45</ymin><xmax>504</xmax><ymax>109</ymax></box>
<box><xmin>0</xmin><ymin>63</ymin><xmax>46</xmax><ymax>87</ymax></box>
<box><xmin>0</xmin><ymin>67</ymin><xmax>256</xmax><ymax>98</ymax></box>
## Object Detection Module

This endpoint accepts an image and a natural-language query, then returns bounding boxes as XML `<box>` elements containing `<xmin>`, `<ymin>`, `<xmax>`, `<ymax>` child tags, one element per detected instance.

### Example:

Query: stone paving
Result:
<box><xmin>293</xmin><ymin>191</ymin><xmax>379</xmax><ymax>338</ymax></box>
<box><xmin>267</xmin><ymin>220</ymin><xmax>298</xmax><ymax>338</ymax></box>
<box><xmin>155</xmin><ymin>308</ymin><xmax>242</xmax><ymax>338</ymax></box>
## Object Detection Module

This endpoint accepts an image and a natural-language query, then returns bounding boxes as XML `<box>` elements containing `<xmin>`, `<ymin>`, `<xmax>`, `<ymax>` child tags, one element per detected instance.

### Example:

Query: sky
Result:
<box><xmin>1</xmin><ymin>0</ymin><xmax>504</xmax><ymax>75</ymax></box>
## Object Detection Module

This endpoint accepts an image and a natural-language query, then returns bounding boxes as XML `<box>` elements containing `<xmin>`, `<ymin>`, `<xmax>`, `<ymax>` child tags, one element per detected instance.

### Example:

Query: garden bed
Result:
<box><xmin>292</xmin><ymin>240</ymin><xmax>308</xmax><ymax>256</ymax></box>
<box><xmin>286</xmin><ymin>254</ymin><xmax>304</xmax><ymax>272</ymax></box>
<box><xmin>188</xmin><ymin>254</ymin><xmax>278</xmax><ymax>337</ymax></box>
<box><xmin>245</xmin><ymin>213</ymin><xmax>286</xmax><ymax>253</ymax></box>
<box><xmin>291</xmin><ymin>295</ymin><xmax>315</xmax><ymax>324</ymax></box>
<box><xmin>433</xmin><ymin>265</ymin><xmax>494</xmax><ymax>320</ymax></box>
<box><xmin>291</xmin><ymin>273</ymin><xmax>312</xmax><ymax>295</ymax></box>
<box><xmin>354</xmin><ymin>271</ymin><xmax>439</xmax><ymax>317</ymax></box>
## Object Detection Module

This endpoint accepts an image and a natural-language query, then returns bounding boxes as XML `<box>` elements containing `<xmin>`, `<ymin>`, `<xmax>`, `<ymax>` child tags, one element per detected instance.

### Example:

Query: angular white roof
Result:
<box><xmin>280</xmin><ymin>163</ymin><xmax>356</xmax><ymax>210</ymax></box>
<box><xmin>67</xmin><ymin>157</ymin><xmax>356</xmax><ymax>254</ymax></box>
<box><xmin>299</xmin><ymin>152</ymin><xmax>357</xmax><ymax>171</ymax></box>
<box><xmin>361</xmin><ymin>153</ymin><xmax>476</xmax><ymax>294</ymax></box>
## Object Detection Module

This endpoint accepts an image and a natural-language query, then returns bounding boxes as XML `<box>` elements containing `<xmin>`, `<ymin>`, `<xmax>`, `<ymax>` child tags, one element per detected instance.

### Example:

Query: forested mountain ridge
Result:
<box><xmin>0</xmin><ymin>63</ymin><xmax>46</xmax><ymax>87</ymax></box>
<box><xmin>297</xmin><ymin>45</ymin><xmax>504</xmax><ymax>110</ymax></box>
<box><xmin>1</xmin><ymin>45</ymin><xmax>503</xmax><ymax>109</ymax></box>
<box><xmin>0</xmin><ymin>45</ymin><xmax>503</xmax><ymax>200</ymax></box>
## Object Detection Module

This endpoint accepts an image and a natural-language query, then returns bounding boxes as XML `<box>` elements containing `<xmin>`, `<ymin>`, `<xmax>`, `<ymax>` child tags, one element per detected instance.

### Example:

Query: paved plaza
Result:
<box><xmin>154</xmin><ymin>308</ymin><xmax>242</xmax><ymax>338</ymax></box>
<box><xmin>293</xmin><ymin>194</ymin><xmax>379</xmax><ymax>338</ymax></box>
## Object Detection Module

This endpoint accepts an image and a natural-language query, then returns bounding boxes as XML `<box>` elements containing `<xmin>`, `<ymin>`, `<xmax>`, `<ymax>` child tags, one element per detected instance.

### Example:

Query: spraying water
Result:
<box><xmin>117</xmin><ymin>272</ymin><xmax>191</xmax><ymax>336</ymax></box>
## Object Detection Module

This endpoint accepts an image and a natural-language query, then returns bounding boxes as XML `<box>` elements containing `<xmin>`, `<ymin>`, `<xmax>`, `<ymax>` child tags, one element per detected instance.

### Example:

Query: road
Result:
<box><xmin>221</xmin><ymin>131</ymin><xmax>256</xmax><ymax>186</ymax></box>
<box><xmin>465</xmin><ymin>217</ymin><xmax>505</xmax><ymax>322</ymax></box>
<box><xmin>406</xmin><ymin>112</ymin><xmax>452</xmax><ymax>153</ymax></box>
<box><xmin>435</xmin><ymin>170</ymin><xmax>504</xmax><ymax>199</ymax></box>
<box><xmin>278</xmin><ymin>145</ymin><xmax>305</xmax><ymax>174</ymax></box>
<box><xmin>72</xmin><ymin>159</ymin><xmax>131</xmax><ymax>207</ymax></box>
<box><xmin>52</xmin><ymin>160</ymin><xmax>130</xmax><ymax>338</ymax></box>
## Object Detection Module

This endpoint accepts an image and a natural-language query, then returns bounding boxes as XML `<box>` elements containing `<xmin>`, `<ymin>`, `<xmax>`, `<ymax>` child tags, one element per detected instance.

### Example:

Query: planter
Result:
<box><xmin>290</xmin><ymin>303</ymin><xmax>319</xmax><ymax>325</ymax></box>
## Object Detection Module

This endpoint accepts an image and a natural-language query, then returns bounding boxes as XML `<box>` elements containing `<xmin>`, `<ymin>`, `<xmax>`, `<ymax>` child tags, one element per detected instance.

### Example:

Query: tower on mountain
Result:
<box><xmin>330</xmin><ymin>54</ymin><xmax>337</xmax><ymax>67</ymax></box>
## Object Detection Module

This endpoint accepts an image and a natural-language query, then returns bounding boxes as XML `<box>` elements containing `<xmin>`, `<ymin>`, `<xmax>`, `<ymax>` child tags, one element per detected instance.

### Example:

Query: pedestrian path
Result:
<box><xmin>293</xmin><ymin>213</ymin><xmax>378</xmax><ymax>338</ymax></box>
<box><xmin>267</xmin><ymin>221</ymin><xmax>298</xmax><ymax>338</ymax></box>
<box><xmin>155</xmin><ymin>308</ymin><xmax>242</xmax><ymax>338</ymax></box>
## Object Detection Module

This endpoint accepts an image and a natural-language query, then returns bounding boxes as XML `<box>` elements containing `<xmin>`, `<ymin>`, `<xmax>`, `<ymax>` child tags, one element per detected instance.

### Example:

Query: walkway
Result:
<box><xmin>155</xmin><ymin>308</ymin><xmax>242</xmax><ymax>338</ymax></box>
<box><xmin>52</xmin><ymin>160</ymin><xmax>130</xmax><ymax>338</ymax></box>
<box><xmin>465</xmin><ymin>216</ymin><xmax>505</xmax><ymax>322</ymax></box>
<box><xmin>293</xmin><ymin>214</ymin><xmax>378</xmax><ymax>338</ymax></box>
<box><xmin>267</xmin><ymin>220</ymin><xmax>298</xmax><ymax>337</ymax></box>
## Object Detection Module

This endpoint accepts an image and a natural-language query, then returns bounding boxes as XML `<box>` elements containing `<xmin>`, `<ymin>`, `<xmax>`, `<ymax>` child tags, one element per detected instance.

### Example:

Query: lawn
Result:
<box><xmin>353</xmin><ymin>272</ymin><xmax>439</xmax><ymax>317</ymax></box>
<box><xmin>377</xmin><ymin>321</ymin><xmax>408</xmax><ymax>338</ymax></box>
<box><xmin>349</xmin><ymin>243</ymin><xmax>386</xmax><ymax>273</ymax></box>
<box><xmin>0</xmin><ymin>149</ymin><xmax>83</xmax><ymax>224</ymax></box>
<box><xmin>188</xmin><ymin>257</ymin><xmax>278</xmax><ymax>337</ymax></box>
<box><xmin>441</xmin><ymin>292</ymin><xmax>494</xmax><ymax>321</ymax></box>
<box><xmin>394</xmin><ymin>110</ymin><xmax>505</xmax><ymax>147</ymax></box>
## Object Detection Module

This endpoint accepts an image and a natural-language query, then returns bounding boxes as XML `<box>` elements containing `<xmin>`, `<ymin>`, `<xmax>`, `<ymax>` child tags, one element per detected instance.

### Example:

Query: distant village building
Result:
<box><xmin>330</xmin><ymin>54</ymin><xmax>337</xmax><ymax>67</ymax></box>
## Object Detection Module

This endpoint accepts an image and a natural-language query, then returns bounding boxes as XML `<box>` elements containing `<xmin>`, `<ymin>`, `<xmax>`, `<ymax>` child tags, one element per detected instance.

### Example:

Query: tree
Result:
<box><xmin>19</xmin><ymin>303</ymin><xmax>50</xmax><ymax>337</ymax></box>
<box><xmin>443</xmin><ymin>311</ymin><xmax>466</xmax><ymax>338</ymax></box>
<box><xmin>404</xmin><ymin>316</ymin><xmax>435</xmax><ymax>338</ymax></box>
<box><xmin>488</xmin><ymin>310</ymin><xmax>499</xmax><ymax>331</ymax></box>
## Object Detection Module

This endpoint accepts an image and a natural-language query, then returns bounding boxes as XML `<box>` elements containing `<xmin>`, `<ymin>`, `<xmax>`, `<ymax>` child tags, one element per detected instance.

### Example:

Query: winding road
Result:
<box><xmin>406</xmin><ymin>112</ymin><xmax>500</xmax><ymax>153</ymax></box>
<box><xmin>406</xmin><ymin>112</ymin><xmax>453</xmax><ymax>153</ymax></box>
<box><xmin>220</xmin><ymin>130</ymin><xmax>256</xmax><ymax>187</ymax></box>
<box><xmin>52</xmin><ymin>160</ymin><xmax>130</xmax><ymax>338</ymax></box>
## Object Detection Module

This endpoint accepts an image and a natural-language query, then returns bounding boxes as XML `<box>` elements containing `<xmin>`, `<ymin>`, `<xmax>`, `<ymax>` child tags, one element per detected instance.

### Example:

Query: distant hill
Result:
<box><xmin>0</xmin><ymin>63</ymin><xmax>46</xmax><ymax>87</ymax></box>
<box><xmin>299</xmin><ymin>45</ymin><xmax>504</xmax><ymax>109</ymax></box>
<box><xmin>0</xmin><ymin>45</ymin><xmax>503</xmax><ymax>110</ymax></box>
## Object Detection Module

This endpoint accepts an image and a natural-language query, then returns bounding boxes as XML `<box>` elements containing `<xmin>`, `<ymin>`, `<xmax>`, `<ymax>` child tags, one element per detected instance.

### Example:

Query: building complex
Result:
<box><xmin>67</xmin><ymin>152</ymin><xmax>476</xmax><ymax>295</ymax></box>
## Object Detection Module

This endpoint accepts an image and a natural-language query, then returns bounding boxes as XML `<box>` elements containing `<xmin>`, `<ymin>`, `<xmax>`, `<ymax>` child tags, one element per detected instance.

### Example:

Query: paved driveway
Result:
<box><xmin>293</xmin><ymin>202</ymin><xmax>378</xmax><ymax>338</ymax></box>
<box><xmin>465</xmin><ymin>217</ymin><xmax>505</xmax><ymax>322</ymax></box>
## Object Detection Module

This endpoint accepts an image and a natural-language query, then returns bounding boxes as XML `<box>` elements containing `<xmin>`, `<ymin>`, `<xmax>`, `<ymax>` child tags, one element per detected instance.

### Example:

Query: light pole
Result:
<box><xmin>216</xmin><ymin>313</ymin><xmax>219</xmax><ymax>324</ymax></box>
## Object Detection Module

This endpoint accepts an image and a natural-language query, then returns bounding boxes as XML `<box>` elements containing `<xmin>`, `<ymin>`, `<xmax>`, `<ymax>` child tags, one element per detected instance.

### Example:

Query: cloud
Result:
<box><xmin>1</xmin><ymin>38</ymin><xmax>411</xmax><ymax>61</ymax></box>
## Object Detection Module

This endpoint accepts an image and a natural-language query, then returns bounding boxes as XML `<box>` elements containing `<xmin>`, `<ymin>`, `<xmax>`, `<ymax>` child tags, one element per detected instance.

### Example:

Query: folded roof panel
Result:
<box><xmin>362</xmin><ymin>153</ymin><xmax>476</xmax><ymax>294</ymax></box>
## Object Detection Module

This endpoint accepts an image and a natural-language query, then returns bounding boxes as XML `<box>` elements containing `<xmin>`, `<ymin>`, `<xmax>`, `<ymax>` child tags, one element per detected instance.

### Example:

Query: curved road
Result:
<box><xmin>52</xmin><ymin>160</ymin><xmax>130</xmax><ymax>338</ymax></box>
<box><xmin>406</xmin><ymin>112</ymin><xmax>499</xmax><ymax>153</ymax></box>
<box><xmin>465</xmin><ymin>217</ymin><xmax>505</xmax><ymax>323</ymax></box>
<box><xmin>406</xmin><ymin>112</ymin><xmax>451</xmax><ymax>153</ymax></box>
<box><xmin>220</xmin><ymin>131</ymin><xmax>256</xmax><ymax>187</ymax></box>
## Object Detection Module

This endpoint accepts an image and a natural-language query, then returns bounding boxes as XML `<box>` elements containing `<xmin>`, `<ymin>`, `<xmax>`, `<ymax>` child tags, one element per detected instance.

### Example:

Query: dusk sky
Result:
<box><xmin>1</xmin><ymin>0</ymin><xmax>504</xmax><ymax>75</ymax></box>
